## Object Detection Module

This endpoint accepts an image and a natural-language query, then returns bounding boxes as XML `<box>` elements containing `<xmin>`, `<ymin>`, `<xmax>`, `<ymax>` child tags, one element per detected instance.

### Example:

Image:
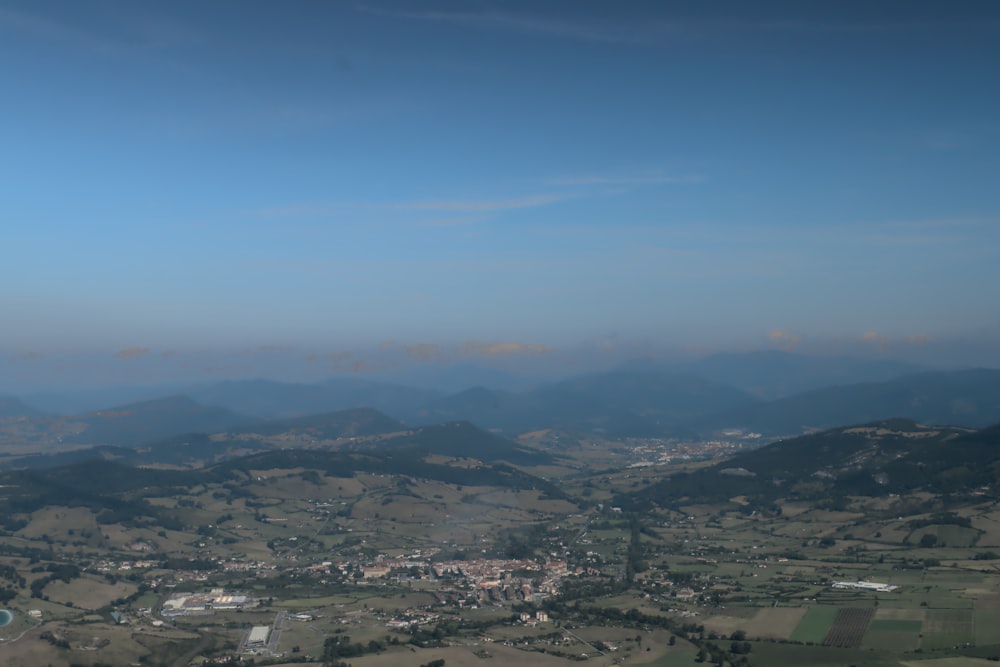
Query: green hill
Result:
<box><xmin>626</xmin><ymin>418</ymin><xmax>1000</xmax><ymax>509</ymax></box>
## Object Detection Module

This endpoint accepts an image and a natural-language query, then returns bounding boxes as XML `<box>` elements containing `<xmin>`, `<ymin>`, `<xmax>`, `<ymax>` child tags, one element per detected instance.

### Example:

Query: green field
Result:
<box><xmin>973</xmin><ymin>610</ymin><xmax>1000</xmax><ymax>645</ymax></box>
<box><xmin>921</xmin><ymin>609</ymin><xmax>975</xmax><ymax>650</ymax></box>
<box><xmin>862</xmin><ymin>629</ymin><xmax>920</xmax><ymax>652</ymax></box>
<box><xmin>790</xmin><ymin>606</ymin><xmax>839</xmax><ymax>643</ymax></box>
<box><xmin>908</xmin><ymin>525</ymin><xmax>981</xmax><ymax>548</ymax></box>
<box><xmin>749</xmin><ymin>642</ymin><xmax>907</xmax><ymax>667</ymax></box>
<box><xmin>868</xmin><ymin>620</ymin><xmax>922</xmax><ymax>632</ymax></box>
<box><xmin>632</xmin><ymin>650</ymin><xmax>700</xmax><ymax>667</ymax></box>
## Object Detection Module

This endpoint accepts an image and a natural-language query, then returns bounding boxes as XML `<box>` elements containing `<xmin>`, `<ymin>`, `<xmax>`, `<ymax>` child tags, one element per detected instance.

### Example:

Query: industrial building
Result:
<box><xmin>831</xmin><ymin>580</ymin><xmax>899</xmax><ymax>592</ymax></box>
<box><xmin>247</xmin><ymin>625</ymin><xmax>271</xmax><ymax>648</ymax></box>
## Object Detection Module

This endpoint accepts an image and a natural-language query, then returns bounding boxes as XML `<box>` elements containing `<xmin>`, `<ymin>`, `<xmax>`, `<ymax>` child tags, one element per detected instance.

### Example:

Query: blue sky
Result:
<box><xmin>2</xmin><ymin>1</ymin><xmax>999</xmax><ymax>388</ymax></box>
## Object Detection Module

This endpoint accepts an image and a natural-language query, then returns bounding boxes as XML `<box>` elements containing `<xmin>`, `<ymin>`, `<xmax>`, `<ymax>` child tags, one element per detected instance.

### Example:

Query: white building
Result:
<box><xmin>247</xmin><ymin>625</ymin><xmax>271</xmax><ymax>647</ymax></box>
<box><xmin>831</xmin><ymin>580</ymin><xmax>898</xmax><ymax>592</ymax></box>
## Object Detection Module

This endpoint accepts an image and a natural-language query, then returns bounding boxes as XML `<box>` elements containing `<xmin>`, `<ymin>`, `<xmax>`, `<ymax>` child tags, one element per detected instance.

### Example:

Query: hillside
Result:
<box><xmin>0</xmin><ymin>444</ymin><xmax>564</xmax><ymax>521</ymax></box>
<box><xmin>627</xmin><ymin>418</ymin><xmax>1000</xmax><ymax>509</ymax></box>
<box><xmin>0</xmin><ymin>407</ymin><xmax>548</xmax><ymax>471</ymax></box>
<box><xmin>689</xmin><ymin>368</ymin><xmax>1000</xmax><ymax>437</ymax></box>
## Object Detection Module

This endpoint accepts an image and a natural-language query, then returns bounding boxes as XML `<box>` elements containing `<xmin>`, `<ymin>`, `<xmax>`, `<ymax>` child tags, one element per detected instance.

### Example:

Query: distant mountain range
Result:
<box><xmin>2</xmin><ymin>354</ymin><xmax>998</xmax><ymax>444</ymax></box>
<box><xmin>690</xmin><ymin>368</ymin><xmax>1000</xmax><ymax>437</ymax></box>
<box><xmin>70</xmin><ymin>394</ymin><xmax>260</xmax><ymax>446</ymax></box>
<box><xmin>410</xmin><ymin>371</ymin><xmax>759</xmax><ymax>436</ymax></box>
<box><xmin>187</xmin><ymin>377</ymin><xmax>440</xmax><ymax>420</ymax></box>
<box><xmin>659</xmin><ymin>349</ymin><xmax>927</xmax><ymax>400</ymax></box>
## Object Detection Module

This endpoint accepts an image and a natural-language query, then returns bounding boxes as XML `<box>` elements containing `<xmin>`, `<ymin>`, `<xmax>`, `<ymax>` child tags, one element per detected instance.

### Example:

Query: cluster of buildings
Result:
<box><xmin>626</xmin><ymin>434</ymin><xmax>762</xmax><ymax>467</ymax></box>
<box><xmin>93</xmin><ymin>558</ymin><xmax>160</xmax><ymax>572</ymax></box>
<box><xmin>385</xmin><ymin>609</ymin><xmax>441</xmax><ymax>630</ymax></box>
<box><xmin>831</xmin><ymin>580</ymin><xmax>899</xmax><ymax>592</ymax></box>
<box><xmin>519</xmin><ymin>610</ymin><xmax>549</xmax><ymax>625</ymax></box>
<box><xmin>397</xmin><ymin>555</ymin><xmax>568</xmax><ymax>603</ymax></box>
<box><xmin>161</xmin><ymin>589</ymin><xmax>257</xmax><ymax>617</ymax></box>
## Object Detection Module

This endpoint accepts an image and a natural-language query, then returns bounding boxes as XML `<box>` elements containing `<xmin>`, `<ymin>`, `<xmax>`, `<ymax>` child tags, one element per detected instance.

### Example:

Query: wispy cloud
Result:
<box><xmin>861</xmin><ymin>331</ymin><xmax>889</xmax><ymax>351</ymax></box>
<box><xmin>360</xmin><ymin>6</ymin><xmax>647</xmax><ymax>44</ymax></box>
<box><xmin>767</xmin><ymin>330</ymin><xmax>801</xmax><ymax>351</ymax></box>
<box><xmin>550</xmin><ymin>174</ymin><xmax>703</xmax><ymax>186</ymax></box>
<box><xmin>0</xmin><ymin>6</ymin><xmax>120</xmax><ymax>53</ymax></box>
<box><xmin>903</xmin><ymin>334</ymin><xmax>936</xmax><ymax>346</ymax></box>
<box><xmin>422</xmin><ymin>215</ymin><xmax>487</xmax><ymax>228</ymax></box>
<box><xmin>361</xmin><ymin>5</ymin><xmax>986</xmax><ymax>48</ymax></box>
<box><xmin>250</xmin><ymin>193</ymin><xmax>570</xmax><ymax>220</ymax></box>
<box><xmin>396</xmin><ymin>194</ymin><xmax>569</xmax><ymax>213</ymax></box>
<box><xmin>883</xmin><ymin>217</ymin><xmax>985</xmax><ymax>230</ymax></box>
<box><xmin>252</xmin><ymin>203</ymin><xmax>348</xmax><ymax>218</ymax></box>
<box><xmin>306</xmin><ymin>351</ymin><xmax>353</xmax><ymax>365</ymax></box>
<box><xmin>243</xmin><ymin>344</ymin><xmax>289</xmax><ymax>355</ymax></box>
<box><xmin>0</xmin><ymin>5</ymin><xmax>204</xmax><ymax>55</ymax></box>
<box><xmin>115</xmin><ymin>346</ymin><xmax>150</xmax><ymax>360</ymax></box>
<box><xmin>404</xmin><ymin>343</ymin><xmax>441</xmax><ymax>361</ymax></box>
<box><xmin>462</xmin><ymin>341</ymin><xmax>549</xmax><ymax>356</ymax></box>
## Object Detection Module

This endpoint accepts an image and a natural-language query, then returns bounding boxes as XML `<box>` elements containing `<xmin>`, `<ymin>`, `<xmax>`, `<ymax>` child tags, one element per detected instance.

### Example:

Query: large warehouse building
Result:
<box><xmin>247</xmin><ymin>625</ymin><xmax>270</xmax><ymax>648</ymax></box>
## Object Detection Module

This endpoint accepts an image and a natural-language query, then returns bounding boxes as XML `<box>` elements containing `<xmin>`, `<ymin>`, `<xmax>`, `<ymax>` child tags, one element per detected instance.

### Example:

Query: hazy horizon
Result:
<box><xmin>3</xmin><ymin>1</ymin><xmax>998</xmax><ymax>389</ymax></box>
<box><xmin>2</xmin><ymin>341</ymin><xmax>997</xmax><ymax>395</ymax></box>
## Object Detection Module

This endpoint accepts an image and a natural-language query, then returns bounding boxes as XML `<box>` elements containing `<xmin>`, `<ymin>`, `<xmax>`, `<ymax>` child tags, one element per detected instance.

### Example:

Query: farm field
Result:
<box><xmin>824</xmin><ymin>607</ymin><xmax>876</xmax><ymax>648</ymax></box>
<box><xmin>922</xmin><ymin>609</ymin><xmax>975</xmax><ymax>650</ymax></box>
<box><xmin>791</xmin><ymin>605</ymin><xmax>839</xmax><ymax>643</ymax></box>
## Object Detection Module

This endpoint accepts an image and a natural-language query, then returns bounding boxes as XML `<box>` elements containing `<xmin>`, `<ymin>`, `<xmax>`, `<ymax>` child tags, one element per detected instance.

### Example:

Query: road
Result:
<box><xmin>266</xmin><ymin>609</ymin><xmax>286</xmax><ymax>654</ymax></box>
